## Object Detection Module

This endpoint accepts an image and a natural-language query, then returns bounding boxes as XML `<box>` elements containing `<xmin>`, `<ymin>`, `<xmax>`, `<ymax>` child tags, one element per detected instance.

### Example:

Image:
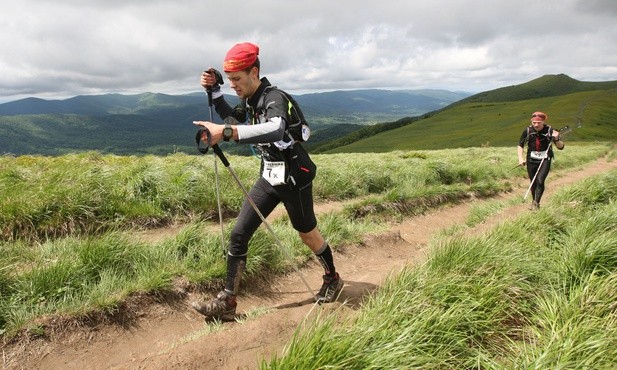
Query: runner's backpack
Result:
<box><xmin>525</xmin><ymin>125</ymin><xmax>555</xmax><ymax>142</ymax></box>
<box><xmin>525</xmin><ymin>125</ymin><xmax>555</xmax><ymax>158</ymax></box>
<box><xmin>256</xmin><ymin>86</ymin><xmax>311</xmax><ymax>142</ymax></box>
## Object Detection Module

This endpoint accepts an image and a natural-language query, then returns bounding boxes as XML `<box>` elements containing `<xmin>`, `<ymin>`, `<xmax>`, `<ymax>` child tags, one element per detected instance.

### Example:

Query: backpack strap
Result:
<box><xmin>257</xmin><ymin>86</ymin><xmax>308</xmax><ymax>142</ymax></box>
<box><xmin>256</xmin><ymin>85</ymin><xmax>273</xmax><ymax>115</ymax></box>
<box><xmin>523</xmin><ymin>125</ymin><xmax>533</xmax><ymax>146</ymax></box>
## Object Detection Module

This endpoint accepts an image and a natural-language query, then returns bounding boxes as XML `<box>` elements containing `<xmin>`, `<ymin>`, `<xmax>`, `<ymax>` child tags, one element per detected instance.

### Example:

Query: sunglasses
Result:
<box><xmin>531</xmin><ymin>114</ymin><xmax>546</xmax><ymax>119</ymax></box>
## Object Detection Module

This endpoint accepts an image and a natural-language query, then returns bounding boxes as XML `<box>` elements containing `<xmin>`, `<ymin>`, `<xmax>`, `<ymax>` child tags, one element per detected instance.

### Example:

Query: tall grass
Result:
<box><xmin>265</xmin><ymin>169</ymin><xmax>617</xmax><ymax>369</ymax></box>
<box><xmin>0</xmin><ymin>152</ymin><xmax>245</xmax><ymax>241</ymax></box>
<box><xmin>0</xmin><ymin>144</ymin><xmax>613</xmax><ymax>341</ymax></box>
<box><xmin>0</xmin><ymin>211</ymin><xmax>380</xmax><ymax>337</ymax></box>
<box><xmin>1</xmin><ymin>144</ymin><xmax>611</xmax><ymax>242</ymax></box>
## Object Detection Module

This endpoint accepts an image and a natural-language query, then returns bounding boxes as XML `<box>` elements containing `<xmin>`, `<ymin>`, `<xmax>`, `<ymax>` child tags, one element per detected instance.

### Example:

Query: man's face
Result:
<box><xmin>226</xmin><ymin>67</ymin><xmax>259</xmax><ymax>99</ymax></box>
<box><xmin>531</xmin><ymin>120</ymin><xmax>545</xmax><ymax>131</ymax></box>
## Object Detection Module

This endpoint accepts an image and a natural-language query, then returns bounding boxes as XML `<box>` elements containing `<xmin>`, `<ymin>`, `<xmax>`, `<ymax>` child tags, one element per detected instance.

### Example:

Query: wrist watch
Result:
<box><xmin>223</xmin><ymin>123</ymin><xmax>233</xmax><ymax>141</ymax></box>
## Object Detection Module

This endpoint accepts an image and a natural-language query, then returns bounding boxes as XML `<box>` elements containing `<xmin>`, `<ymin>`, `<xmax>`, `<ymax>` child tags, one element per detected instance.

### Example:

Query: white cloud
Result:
<box><xmin>1</xmin><ymin>0</ymin><xmax>616</xmax><ymax>102</ymax></box>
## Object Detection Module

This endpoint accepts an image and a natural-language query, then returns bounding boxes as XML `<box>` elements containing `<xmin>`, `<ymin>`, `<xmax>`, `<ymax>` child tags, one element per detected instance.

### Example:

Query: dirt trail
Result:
<box><xmin>3</xmin><ymin>157</ymin><xmax>616</xmax><ymax>370</ymax></box>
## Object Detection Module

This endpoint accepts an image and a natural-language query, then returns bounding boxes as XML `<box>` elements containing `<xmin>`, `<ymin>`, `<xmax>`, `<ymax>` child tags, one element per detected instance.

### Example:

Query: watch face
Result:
<box><xmin>224</xmin><ymin>125</ymin><xmax>232</xmax><ymax>140</ymax></box>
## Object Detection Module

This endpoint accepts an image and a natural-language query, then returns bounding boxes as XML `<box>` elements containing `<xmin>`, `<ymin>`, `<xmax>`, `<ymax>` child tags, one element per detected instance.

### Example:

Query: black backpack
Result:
<box><xmin>256</xmin><ymin>86</ymin><xmax>310</xmax><ymax>142</ymax></box>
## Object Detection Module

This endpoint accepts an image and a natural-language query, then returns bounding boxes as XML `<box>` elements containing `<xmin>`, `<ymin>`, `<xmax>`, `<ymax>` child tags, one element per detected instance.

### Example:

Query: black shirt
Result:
<box><xmin>518</xmin><ymin>125</ymin><xmax>555</xmax><ymax>161</ymax></box>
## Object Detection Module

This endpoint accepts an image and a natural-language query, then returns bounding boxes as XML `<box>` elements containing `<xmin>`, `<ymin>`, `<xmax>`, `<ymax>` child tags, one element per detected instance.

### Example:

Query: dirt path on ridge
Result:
<box><xmin>3</xmin><ymin>156</ymin><xmax>616</xmax><ymax>370</ymax></box>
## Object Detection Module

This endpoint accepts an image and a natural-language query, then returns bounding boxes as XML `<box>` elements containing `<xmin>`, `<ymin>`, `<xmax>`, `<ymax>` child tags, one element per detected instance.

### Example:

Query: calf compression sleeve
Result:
<box><xmin>315</xmin><ymin>242</ymin><xmax>336</xmax><ymax>277</ymax></box>
<box><xmin>225</xmin><ymin>254</ymin><xmax>247</xmax><ymax>295</ymax></box>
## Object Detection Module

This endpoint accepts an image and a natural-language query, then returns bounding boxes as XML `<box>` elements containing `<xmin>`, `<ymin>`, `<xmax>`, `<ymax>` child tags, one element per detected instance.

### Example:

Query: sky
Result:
<box><xmin>1</xmin><ymin>0</ymin><xmax>616</xmax><ymax>103</ymax></box>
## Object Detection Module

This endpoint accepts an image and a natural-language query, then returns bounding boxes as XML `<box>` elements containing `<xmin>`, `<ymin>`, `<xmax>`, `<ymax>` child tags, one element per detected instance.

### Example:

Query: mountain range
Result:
<box><xmin>2</xmin><ymin>74</ymin><xmax>616</xmax><ymax>156</ymax></box>
<box><xmin>0</xmin><ymin>88</ymin><xmax>470</xmax><ymax>155</ymax></box>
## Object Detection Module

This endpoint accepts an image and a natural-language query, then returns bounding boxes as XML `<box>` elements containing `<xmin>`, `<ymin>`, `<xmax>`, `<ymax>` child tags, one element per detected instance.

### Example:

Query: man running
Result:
<box><xmin>517</xmin><ymin>111</ymin><xmax>565</xmax><ymax>210</ymax></box>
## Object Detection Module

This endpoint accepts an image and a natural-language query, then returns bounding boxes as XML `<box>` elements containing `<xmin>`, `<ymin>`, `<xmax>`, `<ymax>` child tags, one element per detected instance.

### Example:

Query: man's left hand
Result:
<box><xmin>193</xmin><ymin>121</ymin><xmax>223</xmax><ymax>144</ymax></box>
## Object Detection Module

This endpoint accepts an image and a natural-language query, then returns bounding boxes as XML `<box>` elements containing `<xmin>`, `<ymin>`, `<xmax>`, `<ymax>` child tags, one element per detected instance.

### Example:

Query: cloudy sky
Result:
<box><xmin>1</xmin><ymin>0</ymin><xmax>616</xmax><ymax>103</ymax></box>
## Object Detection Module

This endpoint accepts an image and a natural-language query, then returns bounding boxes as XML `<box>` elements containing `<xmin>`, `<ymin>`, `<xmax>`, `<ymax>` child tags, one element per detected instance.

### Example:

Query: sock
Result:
<box><xmin>315</xmin><ymin>242</ymin><xmax>336</xmax><ymax>277</ymax></box>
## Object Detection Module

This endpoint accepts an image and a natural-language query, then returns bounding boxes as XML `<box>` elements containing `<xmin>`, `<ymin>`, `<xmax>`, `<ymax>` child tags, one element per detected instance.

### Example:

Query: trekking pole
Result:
<box><xmin>523</xmin><ymin>158</ymin><xmax>544</xmax><ymax>201</ymax></box>
<box><xmin>213</xmin><ymin>153</ymin><xmax>225</xmax><ymax>258</ymax></box>
<box><xmin>195</xmin><ymin>128</ymin><xmax>316</xmax><ymax>298</ymax></box>
<box><xmin>204</xmin><ymin>76</ymin><xmax>227</xmax><ymax>258</ymax></box>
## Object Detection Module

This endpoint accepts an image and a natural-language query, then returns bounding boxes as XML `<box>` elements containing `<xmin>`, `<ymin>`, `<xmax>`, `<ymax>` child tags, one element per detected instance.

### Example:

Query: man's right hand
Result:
<box><xmin>201</xmin><ymin>68</ymin><xmax>224</xmax><ymax>90</ymax></box>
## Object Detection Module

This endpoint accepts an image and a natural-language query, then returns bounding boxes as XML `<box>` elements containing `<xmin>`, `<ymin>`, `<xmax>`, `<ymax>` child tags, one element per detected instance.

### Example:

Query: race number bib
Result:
<box><xmin>262</xmin><ymin>160</ymin><xmax>286</xmax><ymax>186</ymax></box>
<box><xmin>530</xmin><ymin>150</ymin><xmax>548</xmax><ymax>160</ymax></box>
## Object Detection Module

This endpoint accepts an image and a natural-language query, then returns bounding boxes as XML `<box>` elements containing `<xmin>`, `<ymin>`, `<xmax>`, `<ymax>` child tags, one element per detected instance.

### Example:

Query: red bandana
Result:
<box><xmin>531</xmin><ymin>111</ymin><xmax>547</xmax><ymax>123</ymax></box>
<box><xmin>223</xmin><ymin>42</ymin><xmax>259</xmax><ymax>72</ymax></box>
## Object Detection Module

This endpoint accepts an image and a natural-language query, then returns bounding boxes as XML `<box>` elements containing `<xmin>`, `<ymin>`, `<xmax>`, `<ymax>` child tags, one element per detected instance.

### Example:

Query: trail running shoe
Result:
<box><xmin>315</xmin><ymin>273</ymin><xmax>343</xmax><ymax>303</ymax></box>
<box><xmin>191</xmin><ymin>291</ymin><xmax>237</xmax><ymax>320</ymax></box>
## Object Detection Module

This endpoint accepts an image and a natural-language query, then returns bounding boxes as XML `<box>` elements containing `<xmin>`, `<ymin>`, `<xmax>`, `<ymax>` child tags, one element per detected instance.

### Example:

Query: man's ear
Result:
<box><xmin>250</xmin><ymin>66</ymin><xmax>259</xmax><ymax>79</ymax></box>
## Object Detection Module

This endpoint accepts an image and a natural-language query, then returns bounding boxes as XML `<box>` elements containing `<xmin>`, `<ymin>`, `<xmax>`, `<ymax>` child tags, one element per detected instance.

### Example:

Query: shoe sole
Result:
<box><xmin>315</xmin><ymin>279</ymin><xmax>344</xmax><ymax>304</ymax></box>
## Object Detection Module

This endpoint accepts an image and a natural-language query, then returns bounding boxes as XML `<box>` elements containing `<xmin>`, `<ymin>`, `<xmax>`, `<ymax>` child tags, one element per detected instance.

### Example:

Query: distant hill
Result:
<box><xmin>319</xmin><ymin>74</ymin><xmax>617</xmax><ymax>153</ymax></box>
<box><xmin>457</xmin><ymin>73</ymin><xmax>617</xmax><ymax>104</ymax></box>
<box><xmin>0</xmin><ymin>89</ymin><xmax>469</xmax><ymax>119</ymax></box>
<box><xmin>0</xmin><ymin>89</ymin><xmax>469</xmax><ymax>156</ymax></box>
<box><xmin>295</xmin><ymin>89</ymin><xmax>468</xmax><ymax>125</ymax></box>
<box><xmin>0</xmin><ymin>93</ymin><xmax>207</xmax><ymax>116</ymax></box>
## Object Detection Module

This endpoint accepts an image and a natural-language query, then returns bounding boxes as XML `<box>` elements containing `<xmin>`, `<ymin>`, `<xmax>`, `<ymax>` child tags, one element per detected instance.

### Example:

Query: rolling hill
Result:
<box><xmin>318</xmin><ymin>74</ymin><xmax>617</xmax><ymax>153</ymax></box>
<box><xmin>457</xmin><ymin>73</ymin><xmax>617</xmax><ymax>103</ymax></box>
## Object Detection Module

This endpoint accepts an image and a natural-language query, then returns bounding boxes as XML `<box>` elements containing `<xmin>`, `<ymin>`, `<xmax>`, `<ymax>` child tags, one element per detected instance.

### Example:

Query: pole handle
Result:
<box><xmin>204</xmin><ymin>68</ymin><xmax>223</xmax><ymax>107</ymax></box>
<box><xmin>195</xmin><ymin>128</ymin><xmax>212</xmax><ymax>154</ymax></box>
<box><xmin>195</xmin><ymin>127</ymin><xmax>231</xmax><ymax>167</ymax></box>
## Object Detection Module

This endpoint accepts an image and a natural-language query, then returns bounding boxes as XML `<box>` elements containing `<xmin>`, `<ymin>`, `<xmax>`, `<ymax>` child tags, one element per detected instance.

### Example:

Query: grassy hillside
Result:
<box><xmin>0</xmin><ymin>144</ymin><xmax>613</xmax><ymax>343</ymax></box>
<box><xmin>322</xmin><ymin>79</ymin><xmax>617</xmax><ymax>153</ymax></box>
<box><xmin>458</xmin><ymin>73</ymin><xmax>617</xmax><ymax>103</ymax></box>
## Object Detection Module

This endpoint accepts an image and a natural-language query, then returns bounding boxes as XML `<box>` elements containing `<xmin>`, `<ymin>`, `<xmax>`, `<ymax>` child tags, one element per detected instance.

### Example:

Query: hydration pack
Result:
<box><xmin>256</xmin><ymin>86</ymin><xmax>310</xmax><ymax>142</ymax></box>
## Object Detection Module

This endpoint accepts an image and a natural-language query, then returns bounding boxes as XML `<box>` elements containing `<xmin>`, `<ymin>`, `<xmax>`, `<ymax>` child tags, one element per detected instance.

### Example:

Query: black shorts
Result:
<box><xmin>228</xmin><ymin>177</ymin><xmax>317</xmax><ymax>256</ymax></box>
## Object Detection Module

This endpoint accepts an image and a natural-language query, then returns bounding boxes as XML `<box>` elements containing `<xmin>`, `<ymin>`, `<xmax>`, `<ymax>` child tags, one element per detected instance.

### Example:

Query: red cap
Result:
<box><xmin>531</xmin><ymin>111</ymin><xmax>547</xmax><ymax>122</ymax></box>
<box><xmin>223</xmin><ymin>42</ymin><xmax>259</xmax><ymax>72</ymax></box>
